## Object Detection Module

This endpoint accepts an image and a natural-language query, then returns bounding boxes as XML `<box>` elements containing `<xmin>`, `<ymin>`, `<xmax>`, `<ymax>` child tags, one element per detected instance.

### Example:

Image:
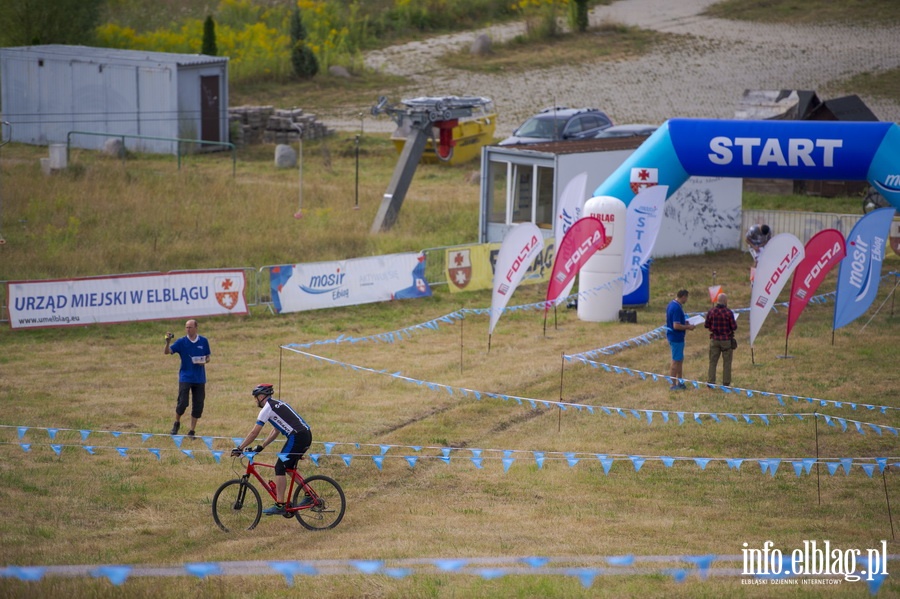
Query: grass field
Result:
<box><xmin>2</xmin><ymin>135</ymin><xmax>899</xmax><ymax>597</ymax></box>
<box><xmin>2</xmin><ymin>246</ymin><xmax>900</xmax><ymax>597</ymax></box>
<box><xmin>2</xmin><ymin>1</ymin><xmax>900</xmax><ymax>596</ymax></box>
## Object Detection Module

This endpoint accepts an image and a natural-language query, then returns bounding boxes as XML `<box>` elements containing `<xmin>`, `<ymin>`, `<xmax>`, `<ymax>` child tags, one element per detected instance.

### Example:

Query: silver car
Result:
<box><xmin>498</xmin><ymin>107</ymin><xmax>614</xmax><ymax>146</ymax></box>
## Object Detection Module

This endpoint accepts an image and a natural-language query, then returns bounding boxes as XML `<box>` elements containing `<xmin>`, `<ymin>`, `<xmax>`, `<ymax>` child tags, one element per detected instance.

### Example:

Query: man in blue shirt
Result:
<box><xmin>666</xmin><ymin>289</ymin><xmax>695</xmax><ymax>390</ymax></box>
<box><xmin>164</xmin><ymin>319</ymin><xmax>211</xmax><ymax>437</ymax></box>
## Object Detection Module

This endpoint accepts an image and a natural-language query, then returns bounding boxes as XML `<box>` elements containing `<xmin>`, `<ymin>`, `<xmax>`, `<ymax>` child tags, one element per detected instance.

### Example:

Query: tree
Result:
<box><xmin>201</xmin><ymin>15</ymin><xmax>218</xmax><ymax>56</ymax></box>
<box><xmin>571</xmin><ymin>0</ymin><xmax>590</xmax><ymax>34</ymax></box>
<box><xmin>290</xmin><ymin>8</ymin><xmax>319</xmax><ymax>80</ymax></box>
<box><xmin>0</xmin><ymin>0</ymin><xmax>103</xmax><ymax>46</ymax></box>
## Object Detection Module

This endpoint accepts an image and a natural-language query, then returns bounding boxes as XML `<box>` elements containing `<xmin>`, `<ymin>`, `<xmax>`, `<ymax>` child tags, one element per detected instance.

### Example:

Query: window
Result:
<box><xmin>535</xmin><ymin>166</ymin><xmax>554</xmax><ymax>228</ymax></box>
<box><xmin>511</xmin><ymin>165</ymin><xmax>533</xmax><ymax>223</ymax></box>
<box><xmin>486</xmin><ymin>158</ymin><xmax>555</xmax><ymax>230</ymax></box>
<box><xmin>486</xmin><ymin>160</ymin><xmax>508</xmax><ymax>224</ymax></box>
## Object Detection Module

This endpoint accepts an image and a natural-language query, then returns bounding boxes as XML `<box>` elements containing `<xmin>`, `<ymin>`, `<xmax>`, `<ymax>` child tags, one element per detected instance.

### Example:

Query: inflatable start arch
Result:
<box><xmin>579</xmin><ymin>118</ymin><xmax>900</xmax><ymax>319</ymax></box>
<box><xmin>593</xmin><ymin>118</ymin><xmax>900</xmax><ymax>208</ymax></box>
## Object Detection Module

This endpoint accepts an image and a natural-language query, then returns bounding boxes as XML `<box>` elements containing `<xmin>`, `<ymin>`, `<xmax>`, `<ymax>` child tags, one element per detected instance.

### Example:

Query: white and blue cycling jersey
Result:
<box><xmin>256</xmin><ymin>398</ymin><xmax>311</xmax><ymax>436</ymax></box>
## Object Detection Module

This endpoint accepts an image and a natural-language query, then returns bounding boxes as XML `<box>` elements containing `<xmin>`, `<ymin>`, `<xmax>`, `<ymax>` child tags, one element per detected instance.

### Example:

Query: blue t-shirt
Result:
<box><xmin>666</xmin><ymin>299</ymin><xmax>686</xmax><ymax>343</ymax></box>
<box><xmin>170</xmin><ymin>335</ymin><xmax>210</xmax><ymax>384</ymax></box>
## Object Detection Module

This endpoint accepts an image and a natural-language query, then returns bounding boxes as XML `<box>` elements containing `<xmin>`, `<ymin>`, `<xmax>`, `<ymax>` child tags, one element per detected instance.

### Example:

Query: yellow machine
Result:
<box><xmin>388</xmin><ymin>97</ymin><xmax>496</xmax><ymax>165</ymax></box>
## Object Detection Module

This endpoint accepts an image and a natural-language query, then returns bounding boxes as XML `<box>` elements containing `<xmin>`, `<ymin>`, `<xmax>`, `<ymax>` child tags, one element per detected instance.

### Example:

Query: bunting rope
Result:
<box><xmin>4</xmin><ymin>426</ymin><xmax>898</xmax><ymax>478</ymax></box>
<box><xmin>281</xmin><ymin>273</ymin><xmax>900</xmax><ymax>353</ymax></box>
<box><xmin>0</xmin><ymin>553</ymin><xmax>889</xmax><ymax>593</ymax></box>
<box><xmin>6</xmin><ymin>282</ymin><xmax>899</xmax><ymax>595</ymax></box>
<box><xmin>280</xmin><ymin>346</ymin><xmax>900</xmax><ymax>431</ymax></box>
<box><xmin>566</xmin><ymin>355</ymin><xmax>900</xmax><ymax>414</ymax></box>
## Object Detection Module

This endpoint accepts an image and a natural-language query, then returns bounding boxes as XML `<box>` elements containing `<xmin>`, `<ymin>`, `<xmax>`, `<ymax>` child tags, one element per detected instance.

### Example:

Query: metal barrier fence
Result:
<box><xmin>741</xmin><ymin>210</ymin><xmax>863</xmax><ymax>250</ymax></box>
<box><xmin>2</xmin><ymin>210</ymin><xmax>881</xmax><ymax>325</ymax></box>
<box><xmin>66</xmin><ymin>131</ymin><xmax>237</xmax><ymax>177</ymax></box>
<box><xmin>422</xmin><ymin>245</ymin><xmax>469</xmax><ymax>288</ymax></box>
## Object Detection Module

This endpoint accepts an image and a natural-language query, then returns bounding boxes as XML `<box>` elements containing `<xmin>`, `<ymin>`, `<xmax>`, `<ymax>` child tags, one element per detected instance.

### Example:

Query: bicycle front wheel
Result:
<box><xmin>212</xmin><ymin>479</ymin><xmax>262</xmax><ymax>532</ymax></box>
<box><xmin>293</xmin><ymin>475</ymin><xmax>346</xmax><ymax>531</ymax></box>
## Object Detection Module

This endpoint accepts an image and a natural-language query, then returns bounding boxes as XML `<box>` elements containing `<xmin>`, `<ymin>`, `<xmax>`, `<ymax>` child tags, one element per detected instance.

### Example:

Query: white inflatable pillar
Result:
<box><xmin>578</xmin><ymin>195</ymin><xmax>626</xmax><ymax>322</ymax></box>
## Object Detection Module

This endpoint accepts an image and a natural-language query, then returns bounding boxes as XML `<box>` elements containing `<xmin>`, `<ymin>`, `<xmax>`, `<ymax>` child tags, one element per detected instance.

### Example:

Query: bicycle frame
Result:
<box><xmin>241</xmin><ymin>458</ymin><xmax>318</xmax><ymax>513</ymax></box>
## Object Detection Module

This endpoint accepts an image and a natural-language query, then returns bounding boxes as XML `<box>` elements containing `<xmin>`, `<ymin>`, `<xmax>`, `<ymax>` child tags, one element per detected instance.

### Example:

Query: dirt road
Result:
<box><xmin>328</xmin><ymin>0</ymin><xmax>900</xmax><ymax>137</ymax></box>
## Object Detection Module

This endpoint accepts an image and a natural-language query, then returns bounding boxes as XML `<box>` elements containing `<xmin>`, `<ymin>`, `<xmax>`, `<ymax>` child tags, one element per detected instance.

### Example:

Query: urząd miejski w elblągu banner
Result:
<box><xmin>7</xmin><ymin>270</ymin><xmax>248</xmax><ymax>329</ymax></box>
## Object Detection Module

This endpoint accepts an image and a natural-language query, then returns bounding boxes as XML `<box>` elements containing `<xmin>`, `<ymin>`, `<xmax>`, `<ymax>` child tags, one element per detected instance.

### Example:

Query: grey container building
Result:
<box><xmin>0</xmin><ymin>45</ymin><xmax>228</xmax><ymax>154</ymax></box>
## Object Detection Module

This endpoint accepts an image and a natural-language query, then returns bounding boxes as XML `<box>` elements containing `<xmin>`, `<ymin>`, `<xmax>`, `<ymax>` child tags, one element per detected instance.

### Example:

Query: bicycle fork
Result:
<box><xmin>232</xmin><ymin>475</ymin><xmax>253</xmax><ymax>510</ymax></box>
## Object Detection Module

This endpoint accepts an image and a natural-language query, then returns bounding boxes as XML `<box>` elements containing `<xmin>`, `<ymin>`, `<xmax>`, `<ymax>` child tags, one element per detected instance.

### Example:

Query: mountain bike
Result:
<box><xmin>212</xmin><ymin>454</ymin><xmax>345</xmax><ymax>532</ymax></box>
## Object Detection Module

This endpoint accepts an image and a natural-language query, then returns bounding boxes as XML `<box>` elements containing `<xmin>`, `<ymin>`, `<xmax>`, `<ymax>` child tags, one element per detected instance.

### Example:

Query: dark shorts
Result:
<box><xmin>175</xmin><ymin>382</ymin><xmax>205</xmax><ymax>418</ymax></box>
<box><xmin>274</xmin><ymin>429</ymin><xmax>312</xmax><ymax>476</ymax></box>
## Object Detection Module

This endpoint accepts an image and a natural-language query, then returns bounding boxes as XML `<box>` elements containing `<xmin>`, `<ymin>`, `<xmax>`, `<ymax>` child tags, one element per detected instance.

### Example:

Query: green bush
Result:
<box><xmin>290</xmin><ymin>8</ymin><xmax>319</xmax><ymax>79</ymax></box>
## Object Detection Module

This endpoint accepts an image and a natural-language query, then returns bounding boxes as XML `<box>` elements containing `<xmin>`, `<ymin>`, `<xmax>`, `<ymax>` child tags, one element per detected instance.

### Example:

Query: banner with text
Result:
<box><xmin>786</xmin><ymin>229</ymin><xmax>845</xmax><ymax>340</ymax></box>
<box><xmin>546</xmin><ymin>216</ymin><xmax>606</xmax><ymax>310</ymax></box>
<box><xmin>622</xmin><ymin>184</ymin><xmax>668</xmax><ymax>295</ymax></box>
<box><xmin>833</xmin><ymin>207</ymin><xmax>895</xmax><ymax>330</ymax></box>
<box><xmin>446</xmin><ymin>242</ymin><xmax>555</xmax><ymax>294</ymax></box>
<box><xmin>749</xmin><ymin>233</ymin><xmax>805</xmax><ymax>346</ymax></box>
<box><xmin>489</xmin><ymin>223</ymin><xmax>544</xmax><ymax>336</ymax></box>
<box><xmin>7</xmin><ymin>271</ymin><xmax>248</xmax><ymax>330</ymax></box>
<box><xmin>550</xmin><ymin>172</ymin><xmax>588</xmax><ymax>304</ymax></box>
<box><xmin>269</xmin><ymin>253</ymin><xmax>431</xmax><ymax>313</ymax></box>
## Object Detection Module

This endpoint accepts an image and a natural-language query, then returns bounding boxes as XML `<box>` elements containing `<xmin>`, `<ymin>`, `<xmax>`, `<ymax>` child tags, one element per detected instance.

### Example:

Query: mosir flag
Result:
<box><xmin>622</xmin><ymin>185</ymin><xmax>668</xmax><ymax>295</ymax></box>
<box><xmin>786</xmin><ymin>229</ymin><xmax>846</xmax><ymax>339</ymax></box>
<box><xmin>545</xmin><ymin>216</ymin><xmax>607</xmax><ymax>311</ymax></box>
<box><xmin>489</xmin><ymin>223</ymin><xmax>544</xmax><ymax>335</ymax></box>
<box><xmin>833</xmin><ymin>207</ymin><xmax>895</xmax><ymax>330</ymax></box>
<box><xmin>551</xmin><ymin>173</ymin><xmax>588</xmax><ymax>305</ymax></box>
<box><xmin>750</xmin><ymin>233</ymin><xmax>805</xmax><ymax>346</ymax></box>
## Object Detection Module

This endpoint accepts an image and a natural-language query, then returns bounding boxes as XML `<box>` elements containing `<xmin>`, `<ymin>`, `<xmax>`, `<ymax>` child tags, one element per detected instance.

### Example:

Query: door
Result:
<box><xmin>200</xmin><ymin>75</ymin><xmax>220</xmax><ymax>143</ymax></box>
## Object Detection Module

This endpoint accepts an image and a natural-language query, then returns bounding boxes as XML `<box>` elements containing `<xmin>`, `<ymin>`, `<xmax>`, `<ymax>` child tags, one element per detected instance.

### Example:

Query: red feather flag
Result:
<box><xmin>545</xmin><ymin>216</ymin><xmax>607</xmax><ymax>312</ymax></box>
<box><xmin>786</xmin><ymin>229</ymin><xmax>846</xmax><ymax>340</ymax></box>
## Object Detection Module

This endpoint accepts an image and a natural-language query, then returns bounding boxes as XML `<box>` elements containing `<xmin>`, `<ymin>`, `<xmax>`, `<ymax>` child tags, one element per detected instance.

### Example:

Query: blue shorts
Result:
<box><xmin>670</xmin><ymin>341</ymin><xmax>685</xmax><ymax>362</ymax></box>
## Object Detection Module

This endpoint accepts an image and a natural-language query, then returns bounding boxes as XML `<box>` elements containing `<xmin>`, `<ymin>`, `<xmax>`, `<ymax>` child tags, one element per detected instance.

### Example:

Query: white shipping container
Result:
<box><xmin>0</xmin><ymin>45</ymin><xmax>229</xmax><ymax>155</ymax></box>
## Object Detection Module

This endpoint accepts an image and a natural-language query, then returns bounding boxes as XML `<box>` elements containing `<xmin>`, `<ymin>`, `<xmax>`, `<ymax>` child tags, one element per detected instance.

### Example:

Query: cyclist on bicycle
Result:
<box><xmin>231</xmin><ymin>384</ymin><xmax>312</xmax><ymax>516</ymax></box>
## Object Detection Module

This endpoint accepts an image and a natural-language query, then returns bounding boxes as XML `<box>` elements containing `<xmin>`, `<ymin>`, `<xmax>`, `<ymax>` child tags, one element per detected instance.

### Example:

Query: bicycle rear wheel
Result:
<box><xmin>293</xmin><ymin>475</ymin><xmax>346</xmax><ymax>531</ymax></box>
<box><xmin>212</xmin><ymin>479</ymin><xmax>262</xmax><ymax>532</ymax></box>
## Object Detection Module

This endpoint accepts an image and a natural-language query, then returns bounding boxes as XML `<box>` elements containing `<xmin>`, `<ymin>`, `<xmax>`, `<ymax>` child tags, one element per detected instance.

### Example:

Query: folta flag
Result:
<box><xmin>786</xmin><ymin>229</ymin><xmax>846</xmax><ymax>339</ymax></box>
<box><xmin>622</xmin><ymin>185</ymin><xmax>668</xmax><ymax>295</ymax></box>
<box><xmin>551</xmin><ymin>173</ymin><xmax>588</xmax><ymax>305</ymax></box>
<box><xmin>749</xmin><ymin>233</ymin><xmax>805</xmax><ymax>347</ymax></box>
<box><xmin>489</xmin><ymin>223</ymin><xmax>544</xmax><ymax>335</ymax></box>
<box><xmin>545</xmin><ymin>216</ymin><xmax>607</xmax><ymax>311</ymax></box>
<box><xmin>833</xmin><ymin>207</ymin><xmax>896</xmax><ymax>330</ymax></box>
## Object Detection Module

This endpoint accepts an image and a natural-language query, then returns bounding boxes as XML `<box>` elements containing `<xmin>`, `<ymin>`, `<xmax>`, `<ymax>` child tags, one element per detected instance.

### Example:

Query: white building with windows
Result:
<box><xmin>479</xmin><ymin>138</ymin><xmax>743</xmax><ymax>257</ymax></box>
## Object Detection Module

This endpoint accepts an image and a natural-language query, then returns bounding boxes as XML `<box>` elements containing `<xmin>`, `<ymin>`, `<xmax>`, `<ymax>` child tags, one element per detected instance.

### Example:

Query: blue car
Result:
<box><xmin>498</xmin><ymin>107</ymin><xmax>614</xmax><ymax>146</ymax></box>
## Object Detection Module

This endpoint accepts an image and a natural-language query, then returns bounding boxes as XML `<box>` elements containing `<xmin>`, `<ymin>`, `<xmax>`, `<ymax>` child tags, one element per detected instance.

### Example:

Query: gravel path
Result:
<box><xmin>327</xmin><ymin>0</ymin><xmax>900</xmax><ymax>137</ymax></box>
